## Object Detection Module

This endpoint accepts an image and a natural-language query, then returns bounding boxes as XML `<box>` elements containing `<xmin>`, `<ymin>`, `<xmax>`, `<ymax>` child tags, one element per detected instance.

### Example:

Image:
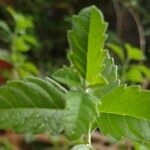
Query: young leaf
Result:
<box><xmin>125</xmin><ymin>43</ymin><xmax>145</xmax><ymax>61</ymax></box>
<box><xmin>18</xmin><ymin>62</ymin><xmax>39</xmax><ymax>77</ymax></box>
<box><xmin>91</xmin><ymin>54</ymin><xmax>119</xmax><ymax>99</ymax></box>
<box><xmin>130</xmin><ymin>65</ymin><xmax>150</xmax><ymax>79</ymax></box>
<box><xmin>64</xmin><ymin>91</ymin><xmax>98</xmax><ymax>140</ymax></box>
<box><xmin>125</xmin><ymin>68</ymin><xmax>144</xmax><ymax>83</ymax></box>
<box><xmin>98</xmin><ymin>86</ymin><xmax>150</xmax><ymax>143</ymax></box>
<box><xmin>52</xmin><ymin>66</ymin><xmax>81</xmax><ymax>89</ymax></box>
<box><xmin>68</xmin><ymin>6</ymin><xmax>108</xmax><ymax>86</ymax></box>
<box><xmin>107</xmin><ymin>43</ymin><xmax>125</xmax><ymax>62</ymax></box>
<box><xmin>0</xmin><ymin>20</ymin><xmax>10</xmax><ymax>31</ymax></box>
<box><xmin>7</xmin><ymin>7</ymin><xmax>33</xmax><ymax>30</ymax></box>
<box><xmin>0</xmin><ymin>77</ymin><xmax>66</xmax><ymax>134</ymax></box>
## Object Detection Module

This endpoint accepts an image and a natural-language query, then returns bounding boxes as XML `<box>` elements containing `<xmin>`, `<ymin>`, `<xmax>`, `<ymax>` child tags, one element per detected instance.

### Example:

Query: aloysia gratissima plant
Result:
<box><xmin>0</xmin><ymin>6</ymin><xmax>150</xmax><ymax>149</ymax></box>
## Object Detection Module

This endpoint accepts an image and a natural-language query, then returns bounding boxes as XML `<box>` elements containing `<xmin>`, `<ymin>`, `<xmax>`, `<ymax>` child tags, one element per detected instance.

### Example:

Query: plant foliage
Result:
<box><xmin>0</xmin><ymin>5</ymin><xmax>150</xmax><ymax>149</ymax></box>
<box><xmin>98</xmin><ymin>86</ymin><xmax>150</xmax><ymax>143</ymax></box>
<box><xmin>67</xmin><ymin>6</ymin><xmax>108</xmax><ymax>87</ymax></box>
<box><xmin>0</xmin><ymin>77</ymin><xmax>65</xmax><ymax>134</ymax></box>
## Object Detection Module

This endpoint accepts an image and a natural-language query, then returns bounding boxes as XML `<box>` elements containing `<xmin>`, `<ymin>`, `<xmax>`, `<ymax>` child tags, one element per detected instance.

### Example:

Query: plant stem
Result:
<box><xmin>122</xmin><ymin>58</ymin><xmax>129</xmax><ymax>82</ymax></box>
<box><xmin>117</xmin><ymin>0</ymin><xmax>146</xmax><ymax>55</ymax></box>
<box><xmin>88</xmin><ymin>123</ymin><xmax>92</xmax><ymax>145</ymax></box>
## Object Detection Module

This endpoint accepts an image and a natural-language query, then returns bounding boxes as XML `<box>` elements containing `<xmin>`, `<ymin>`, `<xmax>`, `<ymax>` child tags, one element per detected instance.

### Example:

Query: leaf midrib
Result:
<box><xmin>100</xmin><ymin>112</ymin><xmax>150</xmax><ymax>122</ymax></box>
<box><xmin>86</xmin><ymin>7</ymin><xmax>92</xmax><ymax>81</ymax></box>
<box><xmin>0</xmin><ymin>108</ymin><xmax>63</xmax><ymax>110</ymax></box>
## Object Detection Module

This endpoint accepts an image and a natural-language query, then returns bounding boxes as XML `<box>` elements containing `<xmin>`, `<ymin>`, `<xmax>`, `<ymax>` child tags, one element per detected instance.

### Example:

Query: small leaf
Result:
<box><xmin>22</xmin><ymin>34</ymin><xmax>38</xmax><ymax>46</ymax></box>
<box><xmin>52</xmin><ymin>66</ymin><xmax>81</xmax><ymax>89</ymax></box>
<box><xmin>91</xmin><ymin>53</ymin><xmax>119</xmax><ymax>99</ymax></box>
<box><xmin>98</xmin><ymin>86</ymin><xmax>150</xmax><ymax>143</ymax></box>
<box><xmin>130</xmin><ymin>65</ymin><xmax>150</xmax><ymax>79</ymax></box>
<box><xmin>68</xmin><ymin>6</ymin><xmax>108</xmax><ymax>86</ymax></box>
<box><xmin>0</xmin><ymin>21</ymin><xmax>12</xmax><ymax>43</ymax></box>
<box><xmin>12</xmin><ymin>36</ymin><xmax>30</xmax><ymax>52</ymax></box>
<box><xmin>7</xmin><ymin>7</ymin><xmax>33</xmax><ymax>30</ymax></box>
<box><xmin>64</xmin><ymin>91</ymin><xmax>98</xmax><ymax>140</ymax></box>
<box><xmin>125</xmin><ymin>65</ymin><xmax>150</xmax><ymax>83</ymax></box>
<box><xmin>125</xmin><ymin>43</ymin><xmax>145</xmax><ymax>61</ymax></box>
<box><xmin>107</xmin><ymin>43</ymin><xmax>125</xmax><ymax>62</ymax></box>
<box><xmin>125</xmin><ymin>68</ymin><xmax>144</xmax><ymax>83</ymax></box>
<box><xmin>0</xmin><ymin>21</ymin><xmax>12</xmax><ymax>34</ymax></box>
<box><xmin>18</xmin><ymin>62</ymin><xmax>39</xmax><ymax>77</ymax></box>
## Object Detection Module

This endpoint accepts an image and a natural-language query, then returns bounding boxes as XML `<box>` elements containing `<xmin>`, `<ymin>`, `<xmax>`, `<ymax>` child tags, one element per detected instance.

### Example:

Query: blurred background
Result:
<box><xmin>0</xmin><ymin>0</ymin><xmax>150</xmax><ymax>149</ymax></box>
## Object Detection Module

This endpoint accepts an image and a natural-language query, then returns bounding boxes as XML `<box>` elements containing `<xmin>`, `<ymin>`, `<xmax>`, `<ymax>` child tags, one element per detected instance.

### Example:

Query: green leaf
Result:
<box><xmin>0</xmin><ymin>21</ymin><xmax>12</xmax><ymax>43</ymax></box>
<box><xmin>71</xmin><ymin>144</ymin><xmax>94</xmax><ymax>150</ymax></box>
<box><xmin>98</xmin><ymin>86</ymin><xmax>150</xmax><ymax>143</ymax></box>
<box><xmin>0</xmin><ymin>77</ymin><xmax>66</xmax><ymax>134</ymax></box>
<box><xmin>0</xmin><ymin>21</ymin><xmax>12</xmax><ymax>34</ymax></box>
<box><xmin>68</xmin><ymin>6</ymin><xmax>108</xmax><ymax>86</ymax></box>
<box><xmin>125</xmin><ymin>68</ymin><xmax>144</xmax><ymax>83</ymax></box>
<box><xmin>18</xmin><ymin>62</ymin><xmax>39</xmax><ymax>77</ymax></box>
<box><xmin>125</xmin><ymin>65</ymin><xmax>150</xmax><ymax>83</ymax></box>
<box><xmin>52</xmin><ymin>66</ymin><xmax>81</xmax><ymax>89</ymax></box>
<box><xmin>134</xmin><ymin>142</ymin><xmax>150</xmax><ymax>150</ymax></box>
<box><xmin>22</xmin><ymin>34</ymin><xmax>38</xmax><ymax>46</ymax></box>
<box><xmin>11</xmin><ymin>35</ymin><xmax>37</xmax><ymax>52</ymax></box>
<box><xmin>125</xmin><ymin>43</ymin><xmax>145</xmax><ymax>61</ymax></box>
<box><xmin>130</xmin><ymin>65</ymin><xmax>150</xmax><ymax>79</ymax></box>
<box><xmin>91</xmin><ymin>53</ymin><xmax>119</xmax><ymax>99</ymax></box>
<box><xmin>7</xmin><ymin>7</ymin><xmax>33</xmax><ymax>30</ymax></box>
<box><xmin>12</xmin><ymin>36</ymin><xmax>30</xmax><ymax>52</ymax></box>
<box><xmin>107</xmin><ymin>43</ymin><xmax>125</xmax><ymax>62</ymax></box>
<box><xmin>64</xmin><ymin>91</ymin><xmax>98</xmax><ymax>140</ymax></box>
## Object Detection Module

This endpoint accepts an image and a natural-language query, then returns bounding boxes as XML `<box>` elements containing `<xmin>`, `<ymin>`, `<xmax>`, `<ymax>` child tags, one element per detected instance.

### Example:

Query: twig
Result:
<box><xmin>117</xmin><ymin>0</ymin><xmax>146</xmax><ymax>54</ymax></box>
<box><xmin>112</xmin><ymin>0</ymin><xmax>123</xmax><ymax>37</ymax></box>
